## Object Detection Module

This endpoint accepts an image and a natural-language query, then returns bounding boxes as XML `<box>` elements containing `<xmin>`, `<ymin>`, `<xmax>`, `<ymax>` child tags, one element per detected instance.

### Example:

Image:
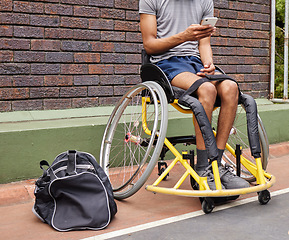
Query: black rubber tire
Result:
<box><xmin>258</xmin><ymin>190</ymin><xmax>271</xmax><ymax>205</ymax></box>
<box><xmin>202</xmin><ymin>197</ymin><xmax>215</xmax><ymax>214</ymax></box>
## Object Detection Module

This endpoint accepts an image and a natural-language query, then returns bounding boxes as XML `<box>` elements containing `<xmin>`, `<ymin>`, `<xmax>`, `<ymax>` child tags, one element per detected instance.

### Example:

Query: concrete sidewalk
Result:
<box><xmin>0</xmin><ymin>142</ymin><xmax>288</xmax><ymax>240</ymax></box>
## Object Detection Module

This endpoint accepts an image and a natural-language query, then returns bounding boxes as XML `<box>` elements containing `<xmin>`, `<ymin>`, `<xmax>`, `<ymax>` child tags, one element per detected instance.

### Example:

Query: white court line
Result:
<box><xmin>81</xmin><ymin>188</ymin><xmax>289</xmax><ymax>240</ymax></box>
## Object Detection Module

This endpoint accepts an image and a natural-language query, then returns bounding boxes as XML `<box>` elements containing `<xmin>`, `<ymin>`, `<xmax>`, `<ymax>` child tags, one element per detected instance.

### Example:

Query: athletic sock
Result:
<box><xmin>195</xmin><ymin>149</ymin><xmax>209</xmax><ymax>171</ymax></box>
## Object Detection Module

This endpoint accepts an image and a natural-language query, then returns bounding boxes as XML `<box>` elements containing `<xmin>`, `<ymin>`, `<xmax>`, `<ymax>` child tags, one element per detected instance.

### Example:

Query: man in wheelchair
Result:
<box><xmin>139</xmin><ymin>0</ymin><xmax>249</xmax><ymax>190</ymax></box>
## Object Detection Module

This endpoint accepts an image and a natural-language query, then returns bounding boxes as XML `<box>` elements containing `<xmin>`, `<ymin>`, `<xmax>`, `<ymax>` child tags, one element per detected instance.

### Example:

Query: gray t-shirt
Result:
<box><xmin>139</xmin><ymin>0</ymin><xmax>214</xmax><ymax>63</ymax></box>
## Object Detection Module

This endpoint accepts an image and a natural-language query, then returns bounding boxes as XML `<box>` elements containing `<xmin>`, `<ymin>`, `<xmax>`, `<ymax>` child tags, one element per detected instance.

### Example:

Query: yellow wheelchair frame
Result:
<box><xmin>145</xmin><ymin>99</ymin><xmax>275</xmax><ymax>198</ymax></box>
<box><xmin>100</xmin><ymin>80</ymin><xmax>275</xmax><ymax>213</ymax></box>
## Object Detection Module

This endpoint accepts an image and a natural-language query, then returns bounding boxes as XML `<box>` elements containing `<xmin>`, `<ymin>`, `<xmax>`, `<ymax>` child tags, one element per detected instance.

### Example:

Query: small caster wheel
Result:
<box><xmin>258</xmin><ymin>190</ymin><xmax>271</xmax><ymax>205</ymax></box>
<box><xmin>202</xmin><ymin>197</ymin><xmax>215</xmax><ymax>214</ymax></box>
<box><xmin>158</xmin><ymin>161</ymin><xmax>169</xmax><ymax>180</ymax></box>
<box><xmin>159</xmin><ymin>167</ymin><xmax>168</xmax><ymax>181</ymax></box>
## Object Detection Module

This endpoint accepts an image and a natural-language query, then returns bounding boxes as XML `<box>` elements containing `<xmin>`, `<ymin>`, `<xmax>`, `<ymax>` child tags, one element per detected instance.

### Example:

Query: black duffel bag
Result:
<box><xmin>33</xmin><ymin>150</ymin><xmax>117</xmax><ymax>231</ymax></box>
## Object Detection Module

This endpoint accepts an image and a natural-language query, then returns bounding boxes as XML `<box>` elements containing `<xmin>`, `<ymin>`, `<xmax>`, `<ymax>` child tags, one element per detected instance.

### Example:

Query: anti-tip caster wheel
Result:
<box><xmin>158</xmin><ymin>162</ymin><xmax>169</xmax><ymax>181</ymax></box>
<box><xmin>258</xmin><ymin>190</ymin><xmax>271</xmax><ymax>205</ymax></box>
<box><xmin>159</xmin><ymin>167</ymin><xmax>168</xmax><ymax>181</ymax></box>
<box><xmin>202</xmin><ymin>197</ymin><xmax>215</xmax><ymax>214</ymax></box>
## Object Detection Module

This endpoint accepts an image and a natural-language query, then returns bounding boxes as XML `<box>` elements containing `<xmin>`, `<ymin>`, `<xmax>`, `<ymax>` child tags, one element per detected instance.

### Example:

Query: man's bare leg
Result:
<box><xmin>213</xmin><ymin>80</ymin><xmax>249</xmax><ymax>189</ymax></box>
<box><xmin>171</xmin><ymin>71</ymin><xmax>200</xmax><ymax>89</ymax></box>
<box><xmin>215</xmin><ymin>80</ymin><xmax>239</xmax><ymax>150</ymax></box>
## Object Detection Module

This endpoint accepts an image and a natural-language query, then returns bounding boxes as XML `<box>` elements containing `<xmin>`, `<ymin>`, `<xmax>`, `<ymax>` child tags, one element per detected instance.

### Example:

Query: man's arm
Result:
<box><xmin>140</xmin><ymin>14</ymin><xmax>215</xmax><ymax>56</ymax></box>
<box><xmin>197</xmin><ymin>36</ymin><xmax>216</xmax><ymax>76</ymax></box>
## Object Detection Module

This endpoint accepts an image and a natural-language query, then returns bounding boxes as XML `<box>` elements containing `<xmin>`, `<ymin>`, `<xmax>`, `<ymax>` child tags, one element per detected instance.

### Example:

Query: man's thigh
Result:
<box><xmin>156</xmin><ymin>56</ymin><xmax>205</xmax><ymax>89</ymax></box>
<box><xmin>171</xmin><ymin>71</ymin><xmax>201</xmax><ymax>90</ymax></box>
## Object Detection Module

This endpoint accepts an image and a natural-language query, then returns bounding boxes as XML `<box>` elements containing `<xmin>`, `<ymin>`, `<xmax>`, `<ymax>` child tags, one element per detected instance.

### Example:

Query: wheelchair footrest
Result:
<box><xmin>145</xmin><ymin>175</ymin><xmax>275</xmax><ymax>198</ymax></box>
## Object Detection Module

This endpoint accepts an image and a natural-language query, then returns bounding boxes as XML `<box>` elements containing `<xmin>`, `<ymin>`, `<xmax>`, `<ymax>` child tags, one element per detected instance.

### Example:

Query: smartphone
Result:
<box><xmin>201</xmin><ymin>17</ymin><xmax>218</xmax><ymax>27</ymax></box>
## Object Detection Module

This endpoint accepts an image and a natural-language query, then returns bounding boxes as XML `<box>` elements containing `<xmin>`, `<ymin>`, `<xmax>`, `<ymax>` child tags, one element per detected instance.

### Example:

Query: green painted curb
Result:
<box><xmin>0</xmin><ymin>99</ymin><xmax>288</xmax><ymax>184</ymax></box>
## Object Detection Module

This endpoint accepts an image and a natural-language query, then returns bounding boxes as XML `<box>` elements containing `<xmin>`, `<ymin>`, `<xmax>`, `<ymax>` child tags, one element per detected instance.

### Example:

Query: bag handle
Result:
<box><xmin>36</xmin><ymin>160</ymin><xmax>52</xmax><ymax>185</ymax></box>
<box><xmin>39</xmin><ymin>160</ymin><xmax>50</xmax><ymax>177</ymax></box>
<box><xmin>66</xmin><ymin>150</ymin><xmax>77</xmax><ymax>176</ymax></box>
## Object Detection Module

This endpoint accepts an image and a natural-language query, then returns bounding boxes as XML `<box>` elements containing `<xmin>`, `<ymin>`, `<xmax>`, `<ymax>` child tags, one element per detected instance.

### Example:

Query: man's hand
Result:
<box><xmin>197</xmin><ymin>62</ymin><xmax>216</xmax><ymax>77</ymax></box>
<box><xmin>182</xmin><ymin>24</ymin><xmax>215</xmax><ymax>42</ymax></box>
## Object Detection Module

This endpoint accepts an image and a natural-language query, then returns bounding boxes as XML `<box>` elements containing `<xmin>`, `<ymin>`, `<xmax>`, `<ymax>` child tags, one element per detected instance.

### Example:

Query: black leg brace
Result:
<box><xmin>239</xmin><ymin>94</ymin><xmax>262</xmax><ymax>158</ymax></box>
<box><xmin>178</xmin><ymin>94</ymin><xmax>219</xmax><ymax>162</ymax></box>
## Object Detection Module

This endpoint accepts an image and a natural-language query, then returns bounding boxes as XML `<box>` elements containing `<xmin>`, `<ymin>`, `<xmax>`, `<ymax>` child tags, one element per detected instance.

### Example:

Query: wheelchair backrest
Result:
<box><xmin>140</xmin><ymin>50</ymin><xmax>176</xmax><ymax>103</ymax></box>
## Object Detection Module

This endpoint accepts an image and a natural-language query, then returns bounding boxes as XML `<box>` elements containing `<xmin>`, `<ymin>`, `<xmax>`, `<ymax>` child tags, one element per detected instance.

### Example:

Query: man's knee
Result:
<box><xmin>219</xmin><ymin>80</ymin><xmax>239</xmax><ymax>103</ymax></box>
<box><xmin>197</xmin><ymin>82</ymin><xmax>217</xmax><ymax>104</ymax></box>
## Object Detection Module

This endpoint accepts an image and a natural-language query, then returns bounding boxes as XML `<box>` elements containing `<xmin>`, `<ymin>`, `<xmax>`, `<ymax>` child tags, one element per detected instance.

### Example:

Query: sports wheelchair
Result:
<box><xmin>100</xmin><ymin>51</ymin><xmax>275</xmax><ymax>213</ymax></box>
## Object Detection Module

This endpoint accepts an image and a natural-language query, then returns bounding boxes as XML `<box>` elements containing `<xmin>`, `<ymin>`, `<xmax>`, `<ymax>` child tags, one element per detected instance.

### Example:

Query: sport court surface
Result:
<box><xmin>0</xmin><ymin>142</ymin><xmax>288</xmax><ymax>240</ymax></box>
<box><xmin>106</xmin><ymin>190</ymin><xmax>289</xmax><ymax>240</ymax></box>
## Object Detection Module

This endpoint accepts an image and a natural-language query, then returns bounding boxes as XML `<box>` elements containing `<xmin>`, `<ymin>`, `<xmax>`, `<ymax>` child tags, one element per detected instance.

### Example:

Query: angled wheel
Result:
<box><xmin>201</xmin><ymin>197</ymin><xmax>215</xmax><ymax>214</ymax></box>
<box><xmin>258</xmin><ymin>190</ymin><xmax>271</xmax><ymax>205</ymax></box>
<box><xmin>212</xmin><ymin>105</ymin><xmax>269</xmax><ymax>182</ymax></box>
<box><xmin>100</xmin><ymin>81</ymin><xmax>168</xmax><ymax>200</ymax></box>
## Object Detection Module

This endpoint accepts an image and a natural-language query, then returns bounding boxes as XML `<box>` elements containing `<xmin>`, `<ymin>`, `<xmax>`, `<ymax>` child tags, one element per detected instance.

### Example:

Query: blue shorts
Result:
<box><xmin>155</xmin><ymin>56</ymin><xmax>205</xmax><ymax>82</ymax></box>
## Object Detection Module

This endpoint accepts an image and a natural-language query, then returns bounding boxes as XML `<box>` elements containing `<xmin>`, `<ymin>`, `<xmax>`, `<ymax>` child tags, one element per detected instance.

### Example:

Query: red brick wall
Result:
<box><xmin>0</xmin><ymin>0</ymin><xmax>271</xmax><ymax>111</ymax></box>
<box><xmin>213</xmin><ymin>0</ymin><xmax>271</xmax><ymax>98</ymax></box>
